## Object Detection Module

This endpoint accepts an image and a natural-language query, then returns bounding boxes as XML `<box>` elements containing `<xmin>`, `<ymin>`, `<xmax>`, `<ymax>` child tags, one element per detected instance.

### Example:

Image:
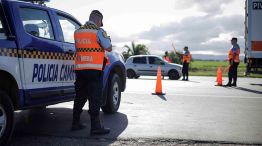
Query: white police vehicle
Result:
<box><xmin>125</xmin><ymin>55</ymin><xmax>182</xmax><ymax>80</ymax></box>
<box><xmin>0</xmin><ymin>0</ymin><xmax>126</xmax><ymax>144</ymax></box>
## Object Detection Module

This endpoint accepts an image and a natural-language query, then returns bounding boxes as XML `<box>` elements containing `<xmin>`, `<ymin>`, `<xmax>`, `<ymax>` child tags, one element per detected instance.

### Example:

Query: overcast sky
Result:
<box><xmin>48</xmin><ymin>0</ymin><xmax>245</xmax><ymax>60</ymax></box>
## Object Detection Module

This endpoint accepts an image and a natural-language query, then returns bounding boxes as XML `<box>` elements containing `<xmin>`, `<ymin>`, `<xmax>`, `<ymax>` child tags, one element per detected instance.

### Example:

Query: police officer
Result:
<box><xmin>72</xmin><ymin>10</ymin><xmax>112</xmax><ymax>135</ymax></box>
<box><xmin>182</xmin><ymin>46</ymin><xmax>191</xmax><ymax>81</ymax></box>
<box><xmin>163</xmin><ymin>51</ymin><xmax>171</xmax><ymax>63</ymax></box>
<box><xmin>225</xmin><ymin>37</ymin><xmax>240</xmax><ymax>87</ymax></box>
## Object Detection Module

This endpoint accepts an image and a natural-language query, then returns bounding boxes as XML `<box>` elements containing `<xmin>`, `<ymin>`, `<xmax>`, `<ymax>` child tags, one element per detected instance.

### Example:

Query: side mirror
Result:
<box><xmin>160</xmin><ymin>62</ymin><xmax>165</xmax><ymax>65</ymax></box>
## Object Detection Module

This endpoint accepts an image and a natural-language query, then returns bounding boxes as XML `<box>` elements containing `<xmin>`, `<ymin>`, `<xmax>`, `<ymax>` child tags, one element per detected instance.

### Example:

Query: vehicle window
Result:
<box><xmin>133</xmin><ymin>57</ymin><xmax>147</xmax><ymax>64</ymax></box>
<box><xmin>149</xmin><ymin>57</ymin><xmax>162</xmax><ymax>65</ymax></box>
<box><xmin>58</xmin><ymin>15</ymin><xmax>80</xmax><ymax>43</ymax></box>
<box><xmin>0</xmin><ymin>16</ymin><xmax>6</xmax><ymax>39</ymax></box>
<box><xmin>19</xmin><ymin>8</ymin><xmax>54</xmax><ymax>40</ymax></box>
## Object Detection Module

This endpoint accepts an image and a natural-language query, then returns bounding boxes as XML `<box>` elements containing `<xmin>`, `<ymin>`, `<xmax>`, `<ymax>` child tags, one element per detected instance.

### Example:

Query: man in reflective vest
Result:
<box><xmin>182</xmin><ymin>46</ymin><xmax>191</xmax><ymax>81</ymax></box>
<box><xmin>163</xmin><ymin>51</ymin><xmax>172</xmax><ymax>63</ymax></box>
<box><xmin>72</xmin><ymin>10</ymin><xmax>112</xmax><ymax>135</ymax></box>
<box><xmin>225</xmin><ymin>37</ymin><xmax>240</xmax><ymax>87</ymax></box>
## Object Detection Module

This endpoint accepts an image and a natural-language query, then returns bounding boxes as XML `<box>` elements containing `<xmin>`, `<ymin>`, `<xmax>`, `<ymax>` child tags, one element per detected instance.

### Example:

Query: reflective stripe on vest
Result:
<box><xmin>74</xmin><ymin>24</ymin><xmax>105</xmax><ymax>71</ymax></box>
<box><xmin>228</xmin><ymin>48</ymin><xmax>240</xmax><ymax>63</ymax></box>
<box><xmin>75</xmin><ymin>63</ymin><xmax>103</xmax><ymax>70</ymax></box>
<box><xmin>183</xmin><ymin>53</ymin><xmax>191</xmax><ymax>63</ymax></box>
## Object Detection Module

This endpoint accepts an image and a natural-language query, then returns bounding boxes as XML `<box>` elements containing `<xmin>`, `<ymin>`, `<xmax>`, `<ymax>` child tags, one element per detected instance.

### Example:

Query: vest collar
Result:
<box><xmin>86</xmin><ymin>21</ymin><xmax>98</xmax><ymax>27</ymax></box>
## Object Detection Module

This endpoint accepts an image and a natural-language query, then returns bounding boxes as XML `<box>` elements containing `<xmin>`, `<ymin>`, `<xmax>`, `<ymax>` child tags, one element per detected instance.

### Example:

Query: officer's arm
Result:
<box><xmin>105</xmin><ymin>45</ymin><xmax>112</xmax><ymax>52</ymax></box>
<box><xmin>98</xmin><ymin>29</ymin><xmax>112</xmax><ymax>52</ymax></box>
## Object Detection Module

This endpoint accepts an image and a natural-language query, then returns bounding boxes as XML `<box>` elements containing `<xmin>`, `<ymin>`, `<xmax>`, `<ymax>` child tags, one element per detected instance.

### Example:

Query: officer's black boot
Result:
<box><xmin>90</xmin><ymin>115</ymin><xmax>110</xmax><ymax>135</ymax></box>
<box><xmin>182</xmin><ymin>74</ymin><xmax>185</xmax><ymax>81</ymax></box>
<box><xmin>225</xmin><ymin>78</ymin><xmax>232</xmax><ymax>87</ymax></box>
<box><xmin>225</xmin><ymin>82</ymin><xmax>232</xmax><ymax>87</ymax></box>
<box><xmin>71</xmin><ymin>119</ymin><xmax>86</xmax><ymax>131</ymax></box>
<box><xmin>225</xmin><ymin>75</ymin><xmax>232</xmax><ymax>87</ymax></box>
<box><xmin>232</xmin><ymin>78</ymin><xmax>237</xmax><ymax>87</ymax></box>
<box><xmin>71</xmin><ymin>114</ymin><xmax>86</xmax><ymax>131</ymax></box>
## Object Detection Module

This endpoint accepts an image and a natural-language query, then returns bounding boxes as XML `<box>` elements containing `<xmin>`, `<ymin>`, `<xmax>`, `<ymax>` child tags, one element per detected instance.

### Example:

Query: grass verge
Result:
<box><xmin>189</xmin><ymin>60</ymin><xmax>262</xmax><ymax>78</ymax></box>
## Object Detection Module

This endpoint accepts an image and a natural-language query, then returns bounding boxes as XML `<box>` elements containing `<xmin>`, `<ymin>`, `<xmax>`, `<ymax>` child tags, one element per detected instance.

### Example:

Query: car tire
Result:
<box><xmin>0</xmin><ymin>90</ymin><xmax>14</xmax><ymax>146</ymax></box>
<box><xmin>168</xmin><ymin>69</ymin><xmax>180</xmax><ymax>80</ymax></box>
<box><xmin>134</xmin><ymin>76</ymin><xmax>140</xmax><ymax>79</ymax></box>
<box><xmin>127</xmin><ymin>69</ymin><xmax>136</xmax><ymax>79</ymax></box>
<box><xmin>102</xmin><ymin>74</ymin><xmax>121</xmax><ymax>114</ymax></box>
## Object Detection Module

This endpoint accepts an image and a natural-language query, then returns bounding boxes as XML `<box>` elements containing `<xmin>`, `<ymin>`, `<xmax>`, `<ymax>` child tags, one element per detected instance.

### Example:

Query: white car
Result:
<box><xmin>125</xmin><ymin>55</ymin><xmax>182</xmax><ymax>80</ymax></box>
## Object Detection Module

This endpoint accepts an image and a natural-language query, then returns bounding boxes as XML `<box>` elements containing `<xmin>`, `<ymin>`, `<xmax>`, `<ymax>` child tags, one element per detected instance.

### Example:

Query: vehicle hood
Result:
<box><xmin>168</xmin><ymin>63</ymin><xmax>182</xmax><ymax>68</ymax></box>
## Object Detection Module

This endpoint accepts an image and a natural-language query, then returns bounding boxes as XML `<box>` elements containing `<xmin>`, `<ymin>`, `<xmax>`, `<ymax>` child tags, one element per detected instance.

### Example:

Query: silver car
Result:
<box><xmin>125</xmin><ymin>55</ymin><xmax>182</xmax><ymax>80</ymax></box>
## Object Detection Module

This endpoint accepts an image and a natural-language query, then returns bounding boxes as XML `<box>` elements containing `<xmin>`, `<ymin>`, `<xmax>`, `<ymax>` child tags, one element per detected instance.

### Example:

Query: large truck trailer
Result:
<box><xmin>245</xmin><ymin>0</ymin><xmax>262</xmax><ymax>74</ymax></box>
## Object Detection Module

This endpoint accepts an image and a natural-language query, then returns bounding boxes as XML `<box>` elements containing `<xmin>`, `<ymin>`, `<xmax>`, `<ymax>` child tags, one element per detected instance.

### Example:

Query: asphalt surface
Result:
<box><xmin>11</xmin><ymin>76</ymin><xmax>262</xmax><ymax>145</ymax></box>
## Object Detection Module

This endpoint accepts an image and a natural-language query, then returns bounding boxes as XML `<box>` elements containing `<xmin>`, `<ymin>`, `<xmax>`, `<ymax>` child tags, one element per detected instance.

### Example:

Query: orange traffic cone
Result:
<box><xmin>152</xmin><ymin>66</ymin><xmax>166</xmax><ymax>95</ymax></box>
<box><xmin>216</xmin><ymin>66</ymin><xmax>223</xmax><ymax>86</ymax></box>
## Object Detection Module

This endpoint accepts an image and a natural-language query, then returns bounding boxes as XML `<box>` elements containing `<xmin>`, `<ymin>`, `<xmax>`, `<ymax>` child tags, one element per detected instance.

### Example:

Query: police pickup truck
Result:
<box><xmin>0</xmin><ymin>0</ymin><xmax>126</xmax><ymax>144</ymax></box>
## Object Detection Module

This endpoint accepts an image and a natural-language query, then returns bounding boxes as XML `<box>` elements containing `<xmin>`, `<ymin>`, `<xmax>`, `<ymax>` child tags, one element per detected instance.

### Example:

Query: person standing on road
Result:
<box><xmin>225</xmin><ymin>37</ymin><xmax>240</xmax><ymax>87</ymax></box>
<box><xmin>72</xmin><ymin>10</ymin><xmax>112</xmax><ymax>135</ymax></box>
<box><xmin>163</xmin><ymin>51</ymin><xmax>172</xmax><ymax>63</ymax></box>
<box><xmin>182</xmin><ymin>46</ymin><xmax>191</xmax><ymax>81</ymax></box>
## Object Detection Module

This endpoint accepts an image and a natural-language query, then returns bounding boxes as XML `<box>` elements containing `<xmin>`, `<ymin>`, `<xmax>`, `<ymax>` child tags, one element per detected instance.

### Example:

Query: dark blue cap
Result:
<box><xmin>91</xmin><ymin>10</ymin><xmax>103</xmax><ymax>26</ymax></box>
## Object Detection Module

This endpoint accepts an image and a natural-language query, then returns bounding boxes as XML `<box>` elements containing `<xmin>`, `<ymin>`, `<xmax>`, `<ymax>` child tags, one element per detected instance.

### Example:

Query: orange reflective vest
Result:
<box><xmin>228</xmin><ymin>48</ymin><xmax>240</xmax><ymax>63</ymax></box>
<box><xmin>163</xmin><ymin>56</ymin><xmax>171</xmax><ymax>63</ymax></box>
<box><xmin>74</xmin><ymin>23</ymin><xmax>105</xmax><ymax>71</ymax></box>
<box><xmin>182</xmin><ymin>52</ymin><xmax>191</xmax><ymax>63</ymax></box>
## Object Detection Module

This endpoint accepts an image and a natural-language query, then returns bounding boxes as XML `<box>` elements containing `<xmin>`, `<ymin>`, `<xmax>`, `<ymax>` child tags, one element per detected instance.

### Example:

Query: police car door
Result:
<box><xmin>12</xmin><ymin>3</ymin><xmax>64</xmax><ymax>102</ymax></box>
<box><xmin>55</xmin><ymin>13</ymin><xmax>80</xmax><ymax>97</ymax></box>
<box><xmin>0</xmin><ymin>3</ymin><xmax>19</xmax><ymax>89</ymax></box>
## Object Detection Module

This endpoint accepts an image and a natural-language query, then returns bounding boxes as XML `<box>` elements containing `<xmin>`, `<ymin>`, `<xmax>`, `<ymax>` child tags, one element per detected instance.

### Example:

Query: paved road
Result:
<box><xmin>11</xmin><ymin>76</ymin><xmax>262</xmax><ymax>145</ymax></box>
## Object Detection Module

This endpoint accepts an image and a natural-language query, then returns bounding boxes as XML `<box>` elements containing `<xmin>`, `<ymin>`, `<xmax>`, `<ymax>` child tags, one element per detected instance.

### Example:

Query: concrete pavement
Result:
<box><xmin>11</xmin><ymin>76</ymin><xmax>262</xmax><ymax>145</ymax></box>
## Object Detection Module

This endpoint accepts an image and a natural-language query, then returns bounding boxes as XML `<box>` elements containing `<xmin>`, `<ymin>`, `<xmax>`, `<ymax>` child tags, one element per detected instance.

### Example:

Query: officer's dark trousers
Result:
<box><xmin>73</xmin><ymin>70</ymin><xmax>103</xmax><ymax>123</ymax></box>
<box><xmin>228</xmin><ymin>62</ymin><xmax>239</xmax><ymax>84</ymax></box>
<box><xmin>182</xmin><ymin>62</ymin><xmax>189</xmax><ymax>80</ymax></box>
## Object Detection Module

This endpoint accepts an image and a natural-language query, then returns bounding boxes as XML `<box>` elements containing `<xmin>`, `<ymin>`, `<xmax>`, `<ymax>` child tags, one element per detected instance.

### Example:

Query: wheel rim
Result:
<box><xmin>0</xmin><ymin>104</ymin><xmax>7</xmax><ymax>137</ymax></box>
<box><xmin>170</xmin><ymin>71</ymin><xmax>175</xmax><ymax>78</ymax></box>
<box><xmin>127</xmin><ymin>70</ymin><xmax>134</xmax><ymax>78</ymax></box>
<box><xmin>112</xmin><ymin>81</ymin><xmax>119</xmax><ymax>106</ymax></box>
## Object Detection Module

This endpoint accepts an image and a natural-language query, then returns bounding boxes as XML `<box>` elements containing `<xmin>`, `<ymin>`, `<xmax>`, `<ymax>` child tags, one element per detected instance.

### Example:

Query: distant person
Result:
<box><xmin>182</xmin><ymin>46</ymin><xmax>191</xmax><ymax>81</ymax></box>
<box><xmin>163</xmin><ymin>51</ymin><xmax>172</xmax><ymax>63</ymax></box>
<box><xmin>225</xmin><ymin>37</ymin><xmax>240</xmax><ymax>87</ymax></box>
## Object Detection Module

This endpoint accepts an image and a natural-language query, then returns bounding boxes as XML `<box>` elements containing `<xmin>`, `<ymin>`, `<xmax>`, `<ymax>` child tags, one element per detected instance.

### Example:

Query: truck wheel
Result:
<box><xmin>0</xmin><ymin>91</ymin><xmax>14</xmax><ymax>146</ymax></box>
<box><xmin>168</xmin><ymin>70</ymin><xmax>180</xmax><ymax>80</ymax></box>
<box><xmin>127</xmin><ymin>69</ymin><xmax>135</xmax><ymax>79</ymax></box>
<box><xmin>102</xmin><ymin>74</ymin><xmax>121</xmax><ymax>114</ymax></box>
